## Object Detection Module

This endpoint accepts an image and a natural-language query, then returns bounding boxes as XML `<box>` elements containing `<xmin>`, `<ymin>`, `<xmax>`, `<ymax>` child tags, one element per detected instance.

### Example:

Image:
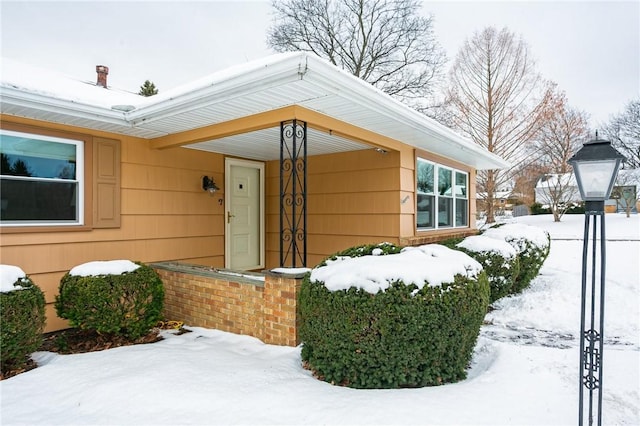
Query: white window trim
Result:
<box><xmin>416</xmin><ymin>158</ymin><xmax>469</xmax><ymax>231</ymax></box>
<box><xmin>0</xmin><ymin>129</ymin><xmax>84</xmax><ymax>227</ymax></box>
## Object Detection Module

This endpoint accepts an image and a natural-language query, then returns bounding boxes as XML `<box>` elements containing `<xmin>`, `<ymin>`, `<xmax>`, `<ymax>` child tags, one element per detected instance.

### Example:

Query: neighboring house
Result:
<box><xmin>476</xmin><ymin>182</ymin><xmax>519</xmax><ymax>216</ymax></box>
<box><xmin>1</xmin><ymin>53</ymin><xmax>508</xmax><ymax>334</ymax></box>
<box><xmin>535</xmin><ymin>170</ymin><xmax>640</xmax><ymax>213</ymax></box>
<box><xmin>534</xmin><ymin>173</ymin><xmax>581</xmax><ymax>205</ymax></box>
<box><xmin>611</xmin><ymin>169</ymin><xmax>640</xmax><ymax>214</ymax></box>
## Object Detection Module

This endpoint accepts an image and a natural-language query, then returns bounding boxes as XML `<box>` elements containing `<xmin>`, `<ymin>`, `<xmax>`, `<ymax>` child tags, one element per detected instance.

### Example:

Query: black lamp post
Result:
<box><xmin>568</xmin><ymin>137</ymin><xmax>625</xmax><ymax>426</ymax></box>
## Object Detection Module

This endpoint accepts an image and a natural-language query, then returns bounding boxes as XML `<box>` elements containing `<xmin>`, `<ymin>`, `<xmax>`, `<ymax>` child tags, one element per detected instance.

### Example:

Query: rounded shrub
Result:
<box><xmin>455</xmin><ymin>235</ymin><xmax>520</xmax><ymax>303</ymax></box>
<box><xmin>482</xmin><ymin>223</ymin><xmax>551</xmax><ymax>293</ymax></box>
<box><xmin>55</xmin><ymin>261</ymin><xmax>164</xmax><ymax>340</ymax></box>
<box><xmin>299</xmin><ymin>244</ymin><xmax>490</xmax><ymax>389</ymax></box>
<box><xmin>1</xmin><ymin>266</ymin><xmax>46</xmax><ymax>373</ymax></box>
<box><xmin>321</xmin><ymin>242</ymin><xmax>403</xmax><ymax>265</ymax></box>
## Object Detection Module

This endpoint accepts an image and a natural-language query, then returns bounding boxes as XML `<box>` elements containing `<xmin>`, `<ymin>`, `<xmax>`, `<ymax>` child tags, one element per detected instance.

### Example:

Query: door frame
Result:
<box><xmin>224</xmin><ymin>157</ymin><xmax>265</xmax><ymax>270</ymax></box>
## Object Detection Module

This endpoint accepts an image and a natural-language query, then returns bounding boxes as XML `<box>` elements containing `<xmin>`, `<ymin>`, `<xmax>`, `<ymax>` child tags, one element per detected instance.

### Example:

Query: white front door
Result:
<box><xmin>225</xmin><ymin>158</ymin><xmax>264</xmax><ymax>270</ymax></box>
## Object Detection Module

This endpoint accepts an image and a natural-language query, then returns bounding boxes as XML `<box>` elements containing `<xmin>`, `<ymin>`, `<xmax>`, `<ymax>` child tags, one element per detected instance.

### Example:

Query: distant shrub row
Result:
<box><xmin>531</xmin><ymin>202</ymin><xmax>585</xmax><ymax>215</ymax></box>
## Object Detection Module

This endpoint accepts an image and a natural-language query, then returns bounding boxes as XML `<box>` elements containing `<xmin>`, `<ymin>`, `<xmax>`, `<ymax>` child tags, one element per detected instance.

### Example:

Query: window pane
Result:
<box><xmin>417</xmin><ymin>194</ymin><xmax>434</xmax><ymax>229</ymax></box>
<box><xmin>438</xmin><ymin>197</ymin><xmax>452</xmax><ymax>227</ymax></box>
<box><xmin>1</xmin><ymin>135</ymin><xmax>77</xmax><ymax>179</ymax></box>
<box><xmin>438</xmin><ymin>167</ymin><xmax>452</xmax><ymax>196</ymax></box>
<box><xmin>1</xmin><ymin>130</ymin><xmax>83</xmax><ymax>226</ymax></box>
<box><xmin>456</xmin><ymin>199</ymin><xmax>468</xmax><ymax>227</ymax></box>
<box><xmin>1</xmin><ymin>178</ymin><xmax>78</xmax><ymax>221</ymax></box>
<box><xmin>455</xmin><ymin>172</ymin><xmax>467</xmax><ymax>198</ymax></box>
<box><xmin>417</xmin><ymin>159</ymin><xmax>434</xmax><ymax>194</ymax></box>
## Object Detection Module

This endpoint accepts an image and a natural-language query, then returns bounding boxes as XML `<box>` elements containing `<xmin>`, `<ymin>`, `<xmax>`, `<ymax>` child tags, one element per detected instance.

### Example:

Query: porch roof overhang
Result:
<box><xmin>0</xmin><ymin>53</ymin><xmax>509</xmax><ymax>170</ymax></box>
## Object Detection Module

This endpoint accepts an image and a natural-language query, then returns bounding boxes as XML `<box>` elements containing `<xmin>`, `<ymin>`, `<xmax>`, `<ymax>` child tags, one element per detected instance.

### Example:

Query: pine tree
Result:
<box><xmin>138</xmin><ymin>80</ymin><xmax>159</xmax><ymax>97</ymax></box>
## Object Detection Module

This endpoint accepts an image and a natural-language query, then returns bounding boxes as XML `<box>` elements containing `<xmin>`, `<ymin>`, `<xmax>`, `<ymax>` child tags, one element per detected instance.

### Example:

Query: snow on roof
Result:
<box><xmin>0</xmin><ymin>264</ymin><xmax>27</xmax><ymax>293</ymax></box>
<box><xmin>69</xmin><ymin>260</ymin><xmax>141</xmax><ymax>277</ymax></box>
<box><xmin>309</xmin><ymin>244</ymin><xmax>482</xmax><ymax>294</ymax></box>
<box><xmin>1</xmin><ymin>57</ymin><xmax>142</xmax><ymax>109</ymax></box>
<box><xmin>617</xmin><ymin>168</ymin><xmax>640</xmax><ymax>185</ymax></box>
<box><xmin>535</xmin><ymin>173</ymin><xmax>577</xmax><ymax>188</ymax></box>
<box><xmin>535</xmin><ymin>169</ymin><xmax>640</xmax><ymax>189</ymax></box>
<box><xmin>1</xmin><ymin>52</ymin><xmax>510</xmax><ymax>170</ymax></box>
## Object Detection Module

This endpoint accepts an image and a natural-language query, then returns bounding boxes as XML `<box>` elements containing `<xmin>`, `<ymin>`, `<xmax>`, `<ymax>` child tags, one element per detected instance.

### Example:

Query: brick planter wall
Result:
<box><xmin>152</xmin><ymin>263</ymin><xmax>305</xmax><ymax>346</ymax></box>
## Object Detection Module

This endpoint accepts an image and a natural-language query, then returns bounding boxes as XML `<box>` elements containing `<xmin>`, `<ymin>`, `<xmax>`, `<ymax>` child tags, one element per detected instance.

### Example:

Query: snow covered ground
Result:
<box><xmin>1</xmin><ymin>214</ymin><xmax>638</xmax><ymax>425</ymax></box>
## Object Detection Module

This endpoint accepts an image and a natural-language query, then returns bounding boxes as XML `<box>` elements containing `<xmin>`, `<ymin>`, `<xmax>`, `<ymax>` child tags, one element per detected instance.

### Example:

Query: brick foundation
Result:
<box><xmin>152</xmin><ymin>263</ymin><xmax>304</xmax><ymax>346</ymax></box>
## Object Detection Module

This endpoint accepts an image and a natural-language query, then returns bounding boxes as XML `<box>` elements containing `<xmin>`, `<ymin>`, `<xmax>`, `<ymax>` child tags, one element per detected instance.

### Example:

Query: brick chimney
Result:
<box><xmin>96</xmin><ymin>65</ymin><xmax>109</xmax><ymax>88</ymax></box>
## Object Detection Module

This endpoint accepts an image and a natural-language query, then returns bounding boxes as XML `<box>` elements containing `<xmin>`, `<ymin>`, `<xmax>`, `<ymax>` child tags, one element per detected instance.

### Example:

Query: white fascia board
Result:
<box><xmin>126</xmin><ymin>54</ymin><xmax>308</xmax><ymax>125</ymax></box>
<box><xmin>302</xmin><ymin>54</ymin><xmax>510</xmax><ymax>170</ymax></box>
<box><xmin>0</xmin><ymin>86</ymin><xmax>133</xmax><ymax>127</ymax></box>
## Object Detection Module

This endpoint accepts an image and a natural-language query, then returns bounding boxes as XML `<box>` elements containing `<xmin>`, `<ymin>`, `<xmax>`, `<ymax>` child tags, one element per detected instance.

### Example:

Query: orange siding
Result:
<box><xmin>1</xmin><ymin>115</ymin><xmax>480</xmax><ymax>333</ymax></box>
<box><xmin>266</xmin><ymin>149</ymin><xmax>405</xmax><ymax>267</ymax></box>
<box><xmin>1</xmin><ymin>117</ymin><xmax>225</xmax><ymax>332</ymax></box>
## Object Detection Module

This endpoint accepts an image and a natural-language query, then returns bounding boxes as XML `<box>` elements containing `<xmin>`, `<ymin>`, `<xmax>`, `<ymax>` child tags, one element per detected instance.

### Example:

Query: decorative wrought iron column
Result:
<box><xmin>279</xmin><ymin>120</ymin><xmax>307</xmax><ymax>267</ymax></box>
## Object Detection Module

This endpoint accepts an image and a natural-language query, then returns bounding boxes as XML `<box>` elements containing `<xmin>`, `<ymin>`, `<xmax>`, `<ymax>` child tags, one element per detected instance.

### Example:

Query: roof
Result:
<box><xmin>1</xmin><ymin>53</ymin><xmax>509</xmax><ymax>169</ymax></box>
<box><xmin>535</xmin><ymin>170</ymin><xmax>640</xmax><ymax>188</ymax></box>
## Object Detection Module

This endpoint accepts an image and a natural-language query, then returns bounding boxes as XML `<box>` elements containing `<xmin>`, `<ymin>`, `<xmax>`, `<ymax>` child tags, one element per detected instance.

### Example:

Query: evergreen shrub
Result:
<box><xmin>482</xmin><ymin>224</ymin><xmax>551</xmax><ymax>293</ymax></box>
<box><xmin>530</xmin><ymin>202</ymin><xmax>551</xmax><ymax>215</ymax></box>
<box><xmin>1</xmin><ymin>273</ymin><xmax>46</xmax><ymax>372</ymax></box>
<box><xmin>299</xmin><ymin>243</ymin><xmax>490</xmax><ymax>389</ymax></box>
<box><xmin>55</xmin><ymin>262</ymin><xmax>164</xmax><ymax>340</ymax></box>
<box><xmin>321</xmin><ymin>242</ymin><xmax>402</xmax><ymax>265</ymax></box>
<box><xmin>455</xmin><ymin>235</ymin><xmax>520</xmax><ymax>303</ymax></box>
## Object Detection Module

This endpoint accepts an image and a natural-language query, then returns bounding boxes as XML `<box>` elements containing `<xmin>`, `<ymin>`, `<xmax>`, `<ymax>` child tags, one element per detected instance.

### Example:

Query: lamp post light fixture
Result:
<box><xmin>568</xmin><ymin>137</ymin><xmax>625</xmax><ymax>426</ymax></box>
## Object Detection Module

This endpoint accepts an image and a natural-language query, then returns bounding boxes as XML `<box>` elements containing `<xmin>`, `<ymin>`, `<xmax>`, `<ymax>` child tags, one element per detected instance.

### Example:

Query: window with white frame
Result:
<box><xmin>0</xmin><ymin>129</ymin><xmax>84</xmax><ymax>226</ymax></box>
<box><xmin>416</xmin><ymin>158</ymin><xmax>468</xmax><ymax>230</ymax></box>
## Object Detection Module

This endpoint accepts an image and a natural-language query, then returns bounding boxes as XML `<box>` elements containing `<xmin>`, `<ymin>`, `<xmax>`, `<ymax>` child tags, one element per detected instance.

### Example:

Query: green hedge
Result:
<box><xmin>1</xmin><ymin>273</ymin><xmax>46</xmax><ymax>372</ymax></box>
<box><xmin>55</xmin><ymin>262</ymin><xmax>164</xmax><ymax>340</ymax></box>
<box><xmin>299</xmin><ymin>243</ymin><xmax>490</xmax><ymax>389</ymax></box>
<box><xmin>482</xmin><ymin>223</ymin><xmax>550</xmax><ymax>293</ymax></box>
<box><xmin>320</xmin><ymin>242</ymin><xmax>403</xmax><ymax>265</ymax></box>
<box><xmin>455</xmin><ymin>235</ymin><xmax>520</xmax><ymax>303</ymax></box>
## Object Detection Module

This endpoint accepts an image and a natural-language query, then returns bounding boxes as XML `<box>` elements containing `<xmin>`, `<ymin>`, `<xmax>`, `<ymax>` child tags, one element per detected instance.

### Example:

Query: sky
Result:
<box><xmin>1</xmin><ymin>214</ymin><xmax>638</xmax><ymax>424</ymax></box>
<box><xmin>0</xmin><ymin>0</ymin><xmax>638</xmax><ymax>129</ymax></box>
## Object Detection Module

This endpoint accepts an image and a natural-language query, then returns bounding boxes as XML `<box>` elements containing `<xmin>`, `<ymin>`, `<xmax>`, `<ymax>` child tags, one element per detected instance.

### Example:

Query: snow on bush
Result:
<box><xmin>69</xmin><ymin>260</ymin><xmax>140</xmax><ymax>277</ymax></box>
<box><xmin>300</xmin><ymin>243</ymin><xmax>489</xmax><ymax>389</ymax></box>
<box><xmin>482</xmin><ymin>223</ymin><xmax>551</xmax><ymax>293</ymax></box>
<box><xmin>456</xmin><ymin>235</ymin><xmax>520</xmax><ymax>302</ymax></box>
<box><xmin>0</xmin><ymin>264</ymin><xmax>28</xmax><ymax>293</ymax></box>
<box><xmin>0</xmin><ymin>265</ymin><xmax>46</xmax><ymax>373</ymax></box>
<box><xmin>310</xmin><ymin>244</ymin><xmax>482</xmax><ymax>294</ymax></box>
<box><xmin>56</xmin><ymin>261</ymin><xmax>163</xmax><ymax>340</ymax></box>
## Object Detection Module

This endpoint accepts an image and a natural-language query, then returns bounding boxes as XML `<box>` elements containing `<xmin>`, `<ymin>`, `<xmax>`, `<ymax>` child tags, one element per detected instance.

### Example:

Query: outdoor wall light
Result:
<box><xmin>202</xmin><ymin>176</ymin><xmax>220</xmax><ymax>194</ymax></box>
<box><xmin>568</xmin><ymin>136</ymin><xmax>625</xmax><ymax>426</ymax></box>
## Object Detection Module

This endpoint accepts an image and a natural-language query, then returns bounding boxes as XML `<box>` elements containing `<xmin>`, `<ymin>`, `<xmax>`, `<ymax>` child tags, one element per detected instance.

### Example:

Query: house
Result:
<box><xmin>535</xmin><ymin>170</ymin><xmax>639</xmax><ymax>213</ymax></box>
<box><xmin>534</xmin><ymin>173</ymin><xmax>581</xmax><ymax>206</ymax></box>
<box><xmin>1</xmin><ymin>53</ymin><xmax>508</xmax><ymax>341</ymax></box>
<box><xmin>476</xmin><ymin>181</ymin><xmax>519</xmax><ymax>217</ymax></box>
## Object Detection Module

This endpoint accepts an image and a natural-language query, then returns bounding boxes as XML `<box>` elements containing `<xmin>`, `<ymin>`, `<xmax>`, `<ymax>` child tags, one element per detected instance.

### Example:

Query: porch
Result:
<box><xmin>152</xmin><ymin>262</ymin><xmax>307</xmax><ymax>346</ymax></box>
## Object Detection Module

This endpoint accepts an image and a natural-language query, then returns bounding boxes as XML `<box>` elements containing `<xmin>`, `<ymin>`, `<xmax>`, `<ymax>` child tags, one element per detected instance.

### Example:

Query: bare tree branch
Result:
<box><xmin>267</xmin><ymin>0</ymin><xmax>446</xmax><ymax>110</ymax></box>
<box><xmin>446</xmin><ymin>27</ymin><xmax>552</xmax><ymax>223</ymax></box>
<box><xmin>601</xmin><ymin>98</ymin><xmax>640</xmax><ymax>169</ymax></box>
